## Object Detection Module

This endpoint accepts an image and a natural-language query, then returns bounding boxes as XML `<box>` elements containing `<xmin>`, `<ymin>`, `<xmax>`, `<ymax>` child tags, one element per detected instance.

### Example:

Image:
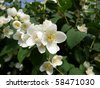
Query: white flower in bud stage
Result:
<box><xmin>83</xmin><ymin>61</ymin><xmax>90</xmax><ymax>69</ymax></box>
<box><xmin>7</xmin><ymin>7</ymin><xmax>17</xmax><ymax>16</ymax></box>
<box><xmin>77</xmin><ymin>24</ymin><xmax>87</xmax><ymax>33</ymax></box>
<box><xmin>40</xmin><ymin>61</ymin><xmax>53</xmax><ymax>75</ymax></box>
<box><xmin>40</xmin><ymin>55</ymin><xmax>63</xmax><ymax>75</ymax></box>
<box><xmin>13</xmin><ymin>30</ymin><xmax>29</xmax><ymax>47</ymax></box>
<box><xmin>3</xmin><ymin>26</ymin><xmax>13</xmax><ymax>38</ymax></box>
<box><xmin>86</xmin><ymin>66</ymin><xmax>95</xmax><ymax>75</ymax></box>
<box><xmin>42</xmin><ymin>20</ymin><xmax>67</xmax><ymax>54</ymax></box>
<box><xmin>51</xmin><ymin>55</ymin><xmax>63</xmax><ymax>68</ymax></box>
<box><xmin>13</xmin><ymin>21</ymin><xmax>22</xmax><ymax>29</ymax></box>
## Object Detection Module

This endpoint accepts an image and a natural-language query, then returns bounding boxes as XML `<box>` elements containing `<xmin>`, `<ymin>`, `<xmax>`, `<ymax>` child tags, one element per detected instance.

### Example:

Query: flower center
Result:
<box><xmin>15</xmin><ymin>22</ymin><xmax>20</xmax><ymax>28</ymax></box>
<box><xmin>47</xmin><ymin>33</ymin><xmax>55</xmax><ymax>42</ymax></box>
<box><xmin>43</xmin><ymin>63</ymin><xmax>52</xmax><ymax>71</ymax></box>
<box><xmin>52</xmin><ymin>58</ymin><xmax>60</xmax><ymax>64</ymax></box>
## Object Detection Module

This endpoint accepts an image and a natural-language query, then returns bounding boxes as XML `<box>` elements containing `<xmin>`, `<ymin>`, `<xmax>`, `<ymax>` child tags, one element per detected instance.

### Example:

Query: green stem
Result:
<box><xmin>55</xmin><ymin>68</ymin><xmax>64</xmax><ymax>75</ymax></box>
<box><xmin>57</xmin><ymin>0</ymin><xmax>69</xmax><ymax>25</ymax></box>
<box><xmin>89</xmin><ymin>36</ymin><xmax>96</xmax><ymax>52</ymax></box>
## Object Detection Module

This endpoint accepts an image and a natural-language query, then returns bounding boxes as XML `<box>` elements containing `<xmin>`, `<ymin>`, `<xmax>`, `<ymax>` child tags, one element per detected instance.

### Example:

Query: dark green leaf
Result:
<box><xmin>0</xmin><ymin>40</ymin><xmax>18</xmax><ymax>56</ymax></box>
<box><xmin>69</xmin><ymin>67</ymin><xmax>84</xmax><ymax>75</ymax></box>
<box><xmin>74</xmin><ymin>48</ymin><xmax>85</xmax><ymax>64</ymax></box>
<box><xmin>58</xmin><ymin>0</ymin><xmax>72</xmax><ymax>12</ymax></box>
<box><xmin>18</xmin><ymin>47</ymin><xmax>30</xmax><ymax>63</ymax></box>
<box><xmin>61</xmin><ymin>24</ymin><xmax>71</xmax><ymax>32</ymax></box>
<box><xmin>67</xmin><ymin>29</ymin><xmax>87</xmax><ymax>48</ymax></box>
<box><xmin>58</xmin><ymin>58</ymin><xmax>74</xmax><ymax>74</ymax></box>
<box><xmin>79</xmin><ymin>64</ymin><xmax>85</xmax><ymax>73</ymax></box>
<box><xmin>50</xmin><ymin>14</ymin><xmax>61</xmax><ymax>23</ymax></box>
<box><xmin>93</xmin><ymin>43</ymin><xmax>100</xmax><ymax>52</ymax></box>
<box><xmin>30</xmin><ymin>48</ymin><xmax>46</xmax><ymax>66</ymax></box>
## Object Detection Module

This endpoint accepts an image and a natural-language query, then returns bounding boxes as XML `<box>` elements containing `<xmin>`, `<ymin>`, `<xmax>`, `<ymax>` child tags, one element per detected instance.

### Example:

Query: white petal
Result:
<box><xmin>36</xmin><ymin>31</ymin><xmax>43</xmax><ymax>39</ymax></box>
<box><xmin>52</xmin><ymin>55</ymin><xmax>63</xmax><ymax>68</ymax></box>
<box><xmin>39</xmin><ymin>65</ymin><xmax>45</xmax><ymax>72</ymax></box>
<box><xmin>37</xmin><ymin>44</ymin><xmax>46</xmax><ymax>54</ymax></box>
<box><xmin>27</xmin><ymin>24</ymin><xmax>35</xmax><ymax>35</ymax></box>
<box><xmin>56</xmin><ymin>31</ymin><xmax>67</xmax><ymax>43</ymax></box>
<box><xmin>83</xmin><ymin>61</ymin><xmax>90</xmax><ymax>69</ymax></box>
<box><xmin>18</xmin><ymin>41</ymin><xmax>28</xmax><ymax>48</ymax></box>
<box><xmin>86</xmin><ymin>66</ymin><xmax>95</xmax><ymax>75</ymax></box>
<box><xmin>46</xmin><ymin>68</ymin><xmax>53</xmax><ymax>75</ymax></box>
<box><xmin>43</xmin><ymin>20</ymin><xmax>57</xmax><ymax>31</ymax></box>
<box><xmin>26</xmin><ymin>37</ymin><xmax>35</xmax><ymax>47</ymax></box>
<box><xmin>46</xmin><ymin>43</ymin><xmax>60</xmax><ymax>54</ymax></box>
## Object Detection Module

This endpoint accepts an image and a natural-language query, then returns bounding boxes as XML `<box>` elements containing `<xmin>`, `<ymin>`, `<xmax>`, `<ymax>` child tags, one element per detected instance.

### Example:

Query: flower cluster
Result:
<box><xmin>1</xmin><ymin>7</ymin><xmax>67</xmax><ymax>54</ymax></box>
<box><xmin>40</xmin><ymin>55</ymin><xmax>63</xmax><ymax>75</ymax></box>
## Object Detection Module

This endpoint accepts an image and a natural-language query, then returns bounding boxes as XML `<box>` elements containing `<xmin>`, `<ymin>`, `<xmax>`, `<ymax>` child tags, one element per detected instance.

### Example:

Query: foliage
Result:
<box><xmin>0</xmin><ymin>0</ymin><xmax>100</xmax><ymax>75</ymax></box>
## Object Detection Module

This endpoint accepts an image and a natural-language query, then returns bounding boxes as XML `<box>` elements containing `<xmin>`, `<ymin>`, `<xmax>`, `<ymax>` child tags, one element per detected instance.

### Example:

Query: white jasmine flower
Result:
<box><xmin>0</xmin><ymin>4</ymin><xmax>6</xmax><ymax>10</ymax></box>
<box><xmin>21</xmin><ymin>21</ymin><xmax>31</xmax><ymax>32</ymax></box>
<box><xmin>7</xmin><ymin>7</ymin><xmax>17</xmax><ymax>16</ymax></box>
<box><xmin>77</xmin><ymin>24</ymin><xmax>87</xmax><ymax>33</ymax></box>
<box><xmin>40</xmin><ymin>61</ymin><xmax>53</xmax><ymax>75</ymax></box>
<box><xmin>51</xmin><ymin>55</ymin><xmax>63</xmax><ymax>68</ymax></box>
<box><xmin>42</xmin><ymin>20</ymin><xmax>67</xmax><ymax>54</ymax></box>
<box><xmin>19</xmin><ymin>14</ymin><xmax>30</xmax><ymax>22</ymax></box>
<box><xmin>26</xmin><ymin>24</ymin><xmax>44</xmax><ymax>48</ymax></box>
<box><xmin>86</xmin><ymin>66</ymin><xmax>95</xmax><ymax>75</ymax></box>
<box><xmin>13</xmin><ymin>20</ymin><xmax>22</xmax><ymax>29</ymax></box>
<box><xmin>40</xmin><ymin>55</ymin><xmax>63</xmax><ymax>75</ymax></box>
<box><xmin>0</xmin><ymin>16</ymin><xmax>10</xmax><ymax>27</ymax></box>
<box><xmin>83</xmin><ymin>61</ymin><xmax>90</xmax><ymax>69</ymax></box>
<box><xmin>3</xmin><ymin>26</ymin><xmax>13</xmax><ymax>38</ymax></box>
<box><xmin>13</xmin><ymin>30</ymin><xmax>29</xmax><ymax>47</ymax></box>
<box><xmin>17</xmin><ymin>9</ymin><xmax>24</xmax><ymax>16</ymax></box>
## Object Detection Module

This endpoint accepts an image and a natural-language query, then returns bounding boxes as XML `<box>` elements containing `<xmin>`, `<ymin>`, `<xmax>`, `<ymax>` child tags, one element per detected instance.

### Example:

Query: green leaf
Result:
<box><xmin>32</xmin><ymin>65</ymin><xmax>40</xmax><ymax>75</ymax></box>
<box><xmin>74</xmin><ymin>48</ymin><xmax>85</xmax><ymax>64</ymax></box>
<box><xmin>69</xmin><ymin>67</ymin><xmax>84</xmax><ymax>75</ymax></box>
<box><xmin>87</xmin><ymin>22</ymin><xmax>100</xmax><ymax>36</ymax></box>
<box><xmin>93</xmin><ymin>43</ymin><xmax>100</xmax><ymax>52</ymax></box>
<box><xmin>67</xmin><ymin>29</ymin><xmax>87</xmax><ymax>48</ymax></box>
<box><xmin>50</xmin><ymin>14</ymin><xmax>61</xmax><ymax>23</ymax></box>
<box><xmin>58</xmin><ymin>58</ymin><xmax>74</xmax><ymax>74</ymax></box>
<box><xmin>79</xmin><ymin>64</ymin><xmax>85</xmax><ymax>73</ymax></box>
<box><xmin>58</xmin><ymin>0</ymin><xmax>72</xmax><ymax>12</ymax></box>
<box><xmin>61</xmin><ymin>24</ymin><xmax>71</xmax><ymax>32</ymax></box>
<box><xmin>0</xmin><ymin>40</ymin><xmax>18</xmax><ymax>56</ymax></box>
<box><xmin>97</xmin><ymin>3</ymin><xmax>100</xmax><ymax>10</ymax></box>
<box><xmin>18</xmin><ymin>47</ymin><xmax>30</xmax><ymax>63</ymax></box>
<box><xmin>30</xmin><ymin>48</ymin><xmax>46</xmax><ymax>66</ymax></box>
